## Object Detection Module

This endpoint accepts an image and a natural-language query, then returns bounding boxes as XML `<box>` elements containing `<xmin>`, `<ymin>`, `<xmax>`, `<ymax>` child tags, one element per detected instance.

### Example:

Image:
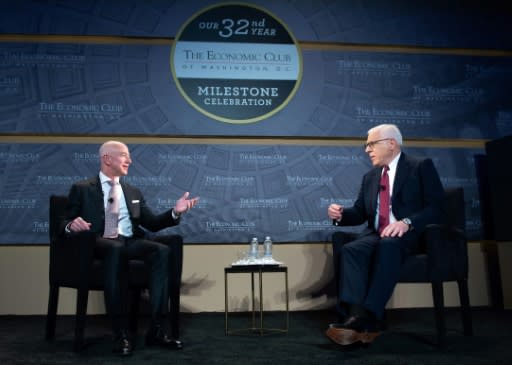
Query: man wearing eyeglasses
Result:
<box><xmin>325</xmin><ymin>124</ymin><xmax>444</xmax><ymax>347</ymax></box>
<box><xmin>63</xmin><ymin>141</ymin><xmax>199</xmax><ymax>356</ymax></box>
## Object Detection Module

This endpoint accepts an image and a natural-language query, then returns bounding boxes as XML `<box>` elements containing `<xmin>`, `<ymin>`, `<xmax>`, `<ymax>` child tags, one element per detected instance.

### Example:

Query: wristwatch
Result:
<box><xmin>401</xmin><ymin>217</ymin><xmax>413</xmax><ymax>230</ymax></box>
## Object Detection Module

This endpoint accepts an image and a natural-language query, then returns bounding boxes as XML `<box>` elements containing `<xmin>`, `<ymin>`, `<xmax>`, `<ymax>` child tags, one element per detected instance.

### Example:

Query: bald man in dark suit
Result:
<box><xmin>63</xmin><ymin>141</ymin><xmax>198</xmax><ymax>356</ymax></box>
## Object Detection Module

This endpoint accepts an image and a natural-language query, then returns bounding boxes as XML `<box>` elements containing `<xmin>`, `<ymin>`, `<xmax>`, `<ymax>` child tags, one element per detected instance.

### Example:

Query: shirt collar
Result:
<box><xmin>387</xmin><ymin>152</ymin><xmax>401</xmax><ymax>174</ymax></box>
<box><xmin>99</xmin><ymin>171</ymin><xmax>119</xmax><ymax>184</ymax></box>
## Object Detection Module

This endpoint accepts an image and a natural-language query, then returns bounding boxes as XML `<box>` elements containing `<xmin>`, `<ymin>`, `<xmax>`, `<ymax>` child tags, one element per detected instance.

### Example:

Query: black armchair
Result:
<box><xmin>45</xmin><ymin>195</ymin><xmax>183</xmax><ymax>352</ymax></box>
<box><xmin>332</xmin><ymin>187</ymin><xmax>473</xmax><ymax>347</ymax></box>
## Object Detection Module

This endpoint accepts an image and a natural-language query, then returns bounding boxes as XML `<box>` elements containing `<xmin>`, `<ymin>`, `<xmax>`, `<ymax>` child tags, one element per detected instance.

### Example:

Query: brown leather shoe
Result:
<box><xmin>326</xmin><ymin>327</ymin><xmax>380</xmax><ymax>346</ymax></box>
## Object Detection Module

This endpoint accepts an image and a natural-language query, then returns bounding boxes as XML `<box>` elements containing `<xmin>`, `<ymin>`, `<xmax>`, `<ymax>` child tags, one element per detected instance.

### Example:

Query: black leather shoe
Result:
<box><xmin>112</xmin><ymin>334</ymin><xmax>133</xmax><ymax>356</ymax></box>
<box><xmin>145</xmin><ymin>327</ymin><xmax>183</xmax><ymax>350</ymax></box>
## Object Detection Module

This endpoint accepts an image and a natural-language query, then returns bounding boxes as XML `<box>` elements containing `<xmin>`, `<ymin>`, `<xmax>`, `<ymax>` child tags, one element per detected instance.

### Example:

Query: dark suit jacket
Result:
<box><xmin>335</xmin><ymin>153</ymin><xmax>444</xmax><ymax>235</ymax></box>
<box><xmin>62</xmin><ymin>175</ymin><xmax>179</xmax><ymax>238</ymax></box>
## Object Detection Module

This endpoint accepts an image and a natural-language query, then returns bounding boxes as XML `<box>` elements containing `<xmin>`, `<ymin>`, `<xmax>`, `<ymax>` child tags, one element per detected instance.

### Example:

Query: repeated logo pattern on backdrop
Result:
<box><xmin>1</xmin><ymin>1</ymin><xmax>511</xmax><ymax>244</ymax></box>
<box><xmin>0</xmin><ymin>143</ymin><xmax>482</xmax><ymax>244</ymax></box>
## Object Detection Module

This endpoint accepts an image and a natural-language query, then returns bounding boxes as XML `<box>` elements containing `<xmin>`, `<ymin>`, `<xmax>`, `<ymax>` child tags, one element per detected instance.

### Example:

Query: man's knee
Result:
<box><xmin>140</xmin><ymin>240</ymin><xmax>170</xmax><ymax>264</ymax></box>
<box><xmin>98</xmin><ymin>240</ymin><xmax>125</xmax><ymax>261</ymax></box>
<box><xmin>154</xmin><ymin>235</ymin><xmax>183</xmax><ymax>252</ymax></box>
<box><xmin>375</xmin><ymin>237</ymin><xmax>404</xmax><ymax>259</ymax></box>
<box><xmin>332</xmin><ymin>232</ymin><xmax>356</xmax><ymax>254</ymax></box>
<box><xmin>156</xmin><ymin>242</ymin><xmax>170</xmax><ymax>258</ymax></box>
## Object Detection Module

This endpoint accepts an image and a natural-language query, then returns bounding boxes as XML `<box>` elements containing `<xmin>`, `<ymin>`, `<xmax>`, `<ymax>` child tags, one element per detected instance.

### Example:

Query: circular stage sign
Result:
<box><xmin>171</xmin><ymin>3</ymin><xmax>302</xmax><ymax>124</ymax></box>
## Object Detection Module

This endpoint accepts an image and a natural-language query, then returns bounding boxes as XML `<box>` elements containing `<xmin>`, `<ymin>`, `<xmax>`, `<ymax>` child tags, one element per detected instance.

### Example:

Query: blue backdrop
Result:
<box><xmin>0</xmin><ymin>143</ymin><xmax>482</xmax><ymax>243</ymax></box>
<box><xmin>1</xmin><ymin>0</ymin><xmax>511</xmax><ymax>244</ymax></box>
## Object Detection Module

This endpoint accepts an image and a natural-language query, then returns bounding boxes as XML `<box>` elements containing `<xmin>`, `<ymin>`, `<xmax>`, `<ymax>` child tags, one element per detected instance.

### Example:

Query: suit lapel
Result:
<box><xmin>89</xmin><ymin>176</ymin><xmax>105</xmax><ymax>213</ymax></box>
<box><xmin>120</xmin><ymin>181</ymin><xmax>135</xmax><ymax>217</ymax></box>
<box><xmin>392</xmin><ymin>154</ymin><xmax>409</xmax><ymax>198</ymax></box>
<box><xmin>369</xmin><ymin>168</ymin><xmax>381</xmax><ymax>214</ymax></box>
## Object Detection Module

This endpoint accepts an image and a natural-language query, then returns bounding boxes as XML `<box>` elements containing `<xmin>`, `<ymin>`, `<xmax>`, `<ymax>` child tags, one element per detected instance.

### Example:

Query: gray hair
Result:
<box><xmin>368</xmin><ymin>124</ymin><xmax>403</xmax><ymax>145</ymax></box>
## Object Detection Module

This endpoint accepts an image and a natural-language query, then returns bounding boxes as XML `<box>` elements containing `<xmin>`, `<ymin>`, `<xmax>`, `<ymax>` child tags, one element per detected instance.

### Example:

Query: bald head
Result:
<box><xmin>99</xmin><ymin>140</ymin><xmax>132</xmax><ymax>178</ymax></box>
<box><xmin>99</xmin><ymin>141</ymin><xmax>128</xmax><ymax>158</ymax></box>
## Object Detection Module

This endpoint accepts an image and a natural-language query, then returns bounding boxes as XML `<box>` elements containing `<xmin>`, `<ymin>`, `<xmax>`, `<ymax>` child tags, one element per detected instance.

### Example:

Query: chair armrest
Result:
<box><xmin>423</xmin><ymin>223</ymin><xmax>469</xmax><ymax>281</ymax></box>
<box><xmin>49</xmin><ymin>230</ymin><xmax>97</xmax><ymax>288</ymax></box>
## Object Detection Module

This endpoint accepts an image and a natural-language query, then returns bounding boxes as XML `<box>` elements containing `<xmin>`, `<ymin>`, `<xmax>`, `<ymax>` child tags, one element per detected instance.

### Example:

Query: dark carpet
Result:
<box><xmin>1</xmin><ymin>307</ymin><xmax>511</xmax><ymax>364</ymax></box>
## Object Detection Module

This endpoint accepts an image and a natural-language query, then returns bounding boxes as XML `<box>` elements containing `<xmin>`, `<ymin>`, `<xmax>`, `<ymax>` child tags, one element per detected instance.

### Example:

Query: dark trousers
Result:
<box><xmin>153</xmin><ymin>234</ymin><xmax>183</xmax><ymax>338</ymax></box>
<box><xmin>95</xmin><ymin>236</ymin><xmax>169</xmax><ymax>335</ymax></box>
<box><xmin>332</xmin><ymin>230</ymin><xmax>419</xmax><ymax>320</ymax></box>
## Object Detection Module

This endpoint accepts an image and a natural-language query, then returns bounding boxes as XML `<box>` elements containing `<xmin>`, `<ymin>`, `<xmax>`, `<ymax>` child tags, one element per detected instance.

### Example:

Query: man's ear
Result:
<box><xmin>102</xmin><ymin>154</ymin><xmax>111</xmax><ymax>166</ymax></box>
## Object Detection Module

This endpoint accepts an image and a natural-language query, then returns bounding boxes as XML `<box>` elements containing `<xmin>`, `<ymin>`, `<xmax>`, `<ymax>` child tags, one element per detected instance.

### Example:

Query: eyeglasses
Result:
<box><xmin>364</xmin><ymin>138</ymin><xmax>391</xmax><ymax>150</ymax></box>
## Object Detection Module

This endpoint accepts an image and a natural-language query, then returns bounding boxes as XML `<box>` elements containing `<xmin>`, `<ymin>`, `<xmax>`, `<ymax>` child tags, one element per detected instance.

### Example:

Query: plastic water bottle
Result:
<box><xmin>249</xmin><ymin>237</ymin><xmax>259</xmax><ymax>260</ymax></box>
<box><xmin>263</xmin><ymin>236</ymin><xmax>273</xmax><ymax>260</ymax></box>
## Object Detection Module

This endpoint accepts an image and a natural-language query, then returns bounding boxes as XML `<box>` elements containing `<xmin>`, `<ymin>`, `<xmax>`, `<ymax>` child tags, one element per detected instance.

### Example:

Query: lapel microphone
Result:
<box><xmin>108</xmin><ymin>198</ymin><xmax>114</xmax><ymax>203</ymax></box>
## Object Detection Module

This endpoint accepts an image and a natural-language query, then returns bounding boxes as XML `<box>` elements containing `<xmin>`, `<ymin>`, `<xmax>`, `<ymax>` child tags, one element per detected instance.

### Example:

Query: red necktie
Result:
<box><xmin>378</xmin><ymin>166</ymin><xmax>390</xmax><ymax>234</ymax></box>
